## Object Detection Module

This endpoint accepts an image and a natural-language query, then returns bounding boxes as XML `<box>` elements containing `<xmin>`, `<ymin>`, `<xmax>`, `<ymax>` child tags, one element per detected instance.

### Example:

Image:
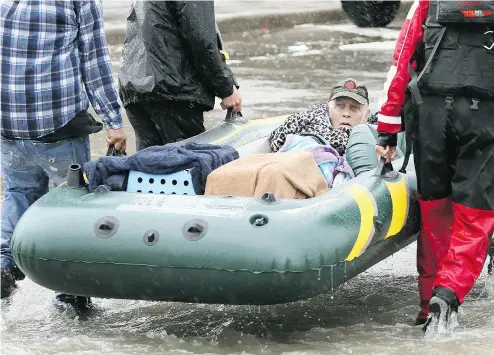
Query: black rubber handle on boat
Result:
<box><xmin>106</xmin><ymin>144</ymin><xmax>127</xmax><ymax>157</ymax></box>
<box><xmin>225</xmin><ymin>108</ymin><xmax>243</xmax><ymax>121</ymax></box>
<box><xmin>374</xmin><ymin>157</ymin><xmax>394</xmax><ymax>177</ymax></box>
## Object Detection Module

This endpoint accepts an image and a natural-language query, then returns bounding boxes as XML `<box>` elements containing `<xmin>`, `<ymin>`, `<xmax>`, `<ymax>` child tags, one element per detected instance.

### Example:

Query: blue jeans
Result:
<box><xmin>1</xmin><ymin>136</ymin><xmax>90</xmax><ymax>272</ymax></box>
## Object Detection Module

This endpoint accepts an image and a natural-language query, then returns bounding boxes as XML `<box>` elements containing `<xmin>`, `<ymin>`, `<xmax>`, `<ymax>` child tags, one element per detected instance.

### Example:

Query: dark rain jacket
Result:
<box><xmin>118</xmin><ymin>0</ymin><xmax>238</xmax><ymax>111</ymax></box>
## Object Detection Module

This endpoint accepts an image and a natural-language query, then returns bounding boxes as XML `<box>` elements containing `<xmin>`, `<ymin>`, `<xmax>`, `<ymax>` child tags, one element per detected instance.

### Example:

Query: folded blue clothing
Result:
<box><xmin>83</xmin><ymin>142</ymin><xmax>239</xmax><ymax>194</ymax></box>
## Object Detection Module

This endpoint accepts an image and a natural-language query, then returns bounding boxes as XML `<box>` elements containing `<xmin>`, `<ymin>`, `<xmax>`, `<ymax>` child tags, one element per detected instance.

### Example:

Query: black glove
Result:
<box><xmin>368</xmin><ymin>113</ymin><xmax>378</xmax><ymax>125</ymax></box>
<box><xmin>377</xmin><ymin>132</ymin><xmax>397</xmax><ymax>147</ymax></box>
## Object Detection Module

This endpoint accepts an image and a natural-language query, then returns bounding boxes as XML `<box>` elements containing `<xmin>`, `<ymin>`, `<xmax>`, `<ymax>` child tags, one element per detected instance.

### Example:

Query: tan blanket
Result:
<box><xmin>204</xmin><ymin>152</ymin><xmax>328</xmax><ymax>199</ymax></box>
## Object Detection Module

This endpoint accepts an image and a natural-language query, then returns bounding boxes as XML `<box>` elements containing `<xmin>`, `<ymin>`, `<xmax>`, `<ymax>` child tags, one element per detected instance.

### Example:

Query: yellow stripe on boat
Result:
<box><xmin>345</xmin><ymin>184</ymin><xmax>377</xmax><ymax>261</ymax></box>
<box><xmin>384</xmin><ymin>176</ymin><xmax>409</xmax><ymax>239</ymax></box>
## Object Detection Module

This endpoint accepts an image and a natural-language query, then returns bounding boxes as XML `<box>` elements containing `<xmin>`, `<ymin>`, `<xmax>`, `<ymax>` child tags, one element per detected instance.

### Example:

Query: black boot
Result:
<box><xmin>415</xmin><ymin>317</ymin><xmax>428</xmax><ymax>326</ymax></box>
<box><xmin>426</xmin><ymin>287</ymin><xmax>459</xmax><ymax>333</ymax></box>
<box><xmin>12</xmin><ymin>264</ymin><xmax>25</xmax><ymax>281</ymax></box>
<box><xmin>1</xmin><ymin>269</ymin><xmax>17</xmax><ymax>299</ymax></box>
<box><xmin>55</xmin><ymin>293</ymin><xmax>93</xmax><ymax>314</ymax></box>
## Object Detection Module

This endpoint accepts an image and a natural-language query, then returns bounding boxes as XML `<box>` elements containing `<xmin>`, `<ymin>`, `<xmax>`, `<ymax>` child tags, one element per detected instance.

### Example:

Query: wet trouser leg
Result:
<box><xmin>411</xmin><ymin>95</ymin><xmax>454</xmax><ymax>322</ymax></box>
<box><xmin>432</xmin><ymin>96</ymin><xmax>494</xmax><ymax>303</ymax></box>
<box><xmin>413</xmin><ymin>95</ymin><xmax>494</xmax><ymax>317</ymax></box>
<box><xmin>125</xmin><ymin>103</ymin><xmax>162</xmax><ymax>150</ymax></box>
<box><xmin>126</xmin><ymin>101</ymin><xmax>206</xmax><ymax>151</ymax></box>
<box><xmin>1</xmin><ymin>136</ymin><xmax>90</xmax><ymax>303</ymax></box>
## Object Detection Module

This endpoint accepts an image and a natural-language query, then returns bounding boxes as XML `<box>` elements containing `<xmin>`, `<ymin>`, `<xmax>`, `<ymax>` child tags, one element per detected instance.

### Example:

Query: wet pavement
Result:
<box><xmin>102</xmin><ymin>0</ymin><xmax>341</xmax><ymax>33</ymax></box>
<box><xmin>2</xmin><ymin>18</ymin><xmax>494</xmax><ymax>355</ymax></box>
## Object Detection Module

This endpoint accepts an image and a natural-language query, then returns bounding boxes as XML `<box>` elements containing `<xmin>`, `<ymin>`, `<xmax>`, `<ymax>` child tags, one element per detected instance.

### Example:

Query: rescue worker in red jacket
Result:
<box><xmin>375</xmin><ymin>0</ymin><xmax>494</xmax><ymax>327</ymax></box>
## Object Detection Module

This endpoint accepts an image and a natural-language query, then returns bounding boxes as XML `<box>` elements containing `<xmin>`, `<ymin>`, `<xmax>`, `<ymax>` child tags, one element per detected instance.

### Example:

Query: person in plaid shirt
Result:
<box><xmin>0</xmin><ymin>0</ymin><xmax>127</xmax><ymax>308</ymax></box>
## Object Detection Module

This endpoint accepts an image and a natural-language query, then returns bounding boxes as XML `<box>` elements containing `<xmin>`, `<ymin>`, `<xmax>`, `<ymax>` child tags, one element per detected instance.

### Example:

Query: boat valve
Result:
<box><xmin>67</xmin><ymin>164</ymin><xmax>86</xmax><ymax>188</ymax></box>
<box><xmin>262</xmin><ymin>192</ymin><xmax>276</xmax><ymax>202</ymax></box>
<box><xmin>257</xmin><ymin>192</ymin><xmax>280</xmax><ymax>205</ymax></box>
<box><xmin>94</xmin><ymin>216</ymin><xmax>119</xmax><ymax>238</ymax></box>
<box><xmin>143</xmin><ymin>230</ymin><xmax>159</xmax><ymax>246</ymax></box>
<box><xmin>249</xmin><ymin>214</ymin><xmax>269</xmax><ymax>227</ymax></box>
<box><xmin>183</xmin><ymin>219</ymin><xmax>208</xmax><ymax>241</ymax></box>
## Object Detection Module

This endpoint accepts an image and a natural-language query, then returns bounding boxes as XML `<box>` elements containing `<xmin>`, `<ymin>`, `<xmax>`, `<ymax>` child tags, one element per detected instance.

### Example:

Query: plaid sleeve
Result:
<box><xmin>76</xmin><ymin>0</ymin><xmax>123</xmax><ymax>130</ymax></box>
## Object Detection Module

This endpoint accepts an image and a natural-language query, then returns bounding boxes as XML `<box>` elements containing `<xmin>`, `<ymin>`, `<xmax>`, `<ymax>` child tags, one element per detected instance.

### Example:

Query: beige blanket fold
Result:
<box><xmin>204</xmin><ymin>152</ymin><xmax>328</xmax><ymax>199</ymax></box>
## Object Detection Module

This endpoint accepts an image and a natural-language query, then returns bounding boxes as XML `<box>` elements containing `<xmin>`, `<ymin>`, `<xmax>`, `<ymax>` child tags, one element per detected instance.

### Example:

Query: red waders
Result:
<box><xmin>411</xmin><ymin>95</ymin><xmax>494</xmax><ymax>322</ymax></box>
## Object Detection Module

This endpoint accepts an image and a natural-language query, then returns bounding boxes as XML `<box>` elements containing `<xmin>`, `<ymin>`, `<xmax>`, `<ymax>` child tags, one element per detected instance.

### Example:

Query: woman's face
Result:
<box><xmin>329</xmin><ymin>97</ymin><xmax>370</xmax><ymax>129</ymax></box>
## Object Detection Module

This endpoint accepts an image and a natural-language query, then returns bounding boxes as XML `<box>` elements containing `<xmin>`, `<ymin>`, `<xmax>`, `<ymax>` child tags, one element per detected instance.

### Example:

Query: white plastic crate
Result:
<box><xmin>126</xmin><ymin>168</ymin><xmax>196</xmax><ymax>195</ymax></box>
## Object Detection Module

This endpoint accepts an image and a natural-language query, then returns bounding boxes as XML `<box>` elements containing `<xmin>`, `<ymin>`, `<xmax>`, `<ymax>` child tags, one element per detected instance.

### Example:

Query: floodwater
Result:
<box><xmin>2</xmin><ymin>244</ymin><xmax>493</xmax><ymax>355</ymax></box>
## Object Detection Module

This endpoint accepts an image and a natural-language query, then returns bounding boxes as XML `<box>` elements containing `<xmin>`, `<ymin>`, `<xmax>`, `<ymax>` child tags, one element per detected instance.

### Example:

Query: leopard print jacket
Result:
<box><xmin>269</xmin><ymin>101</ymin><xmax>352</xmax><ymax>155</ymax></box>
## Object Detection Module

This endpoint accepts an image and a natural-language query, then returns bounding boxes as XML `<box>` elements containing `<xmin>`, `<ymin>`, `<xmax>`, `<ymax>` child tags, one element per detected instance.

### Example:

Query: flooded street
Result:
<box><xmin>1</xmin><ymin>10</ymin><xmax>493</xmax><ymax>355</ymax></box>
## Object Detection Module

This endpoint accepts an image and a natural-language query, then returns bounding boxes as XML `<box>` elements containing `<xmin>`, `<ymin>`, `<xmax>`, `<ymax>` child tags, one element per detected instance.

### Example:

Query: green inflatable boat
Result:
<box><xmin>11</xmin><ymin>113</ymin><xmax>420</xmax><ymax>305</ymax></box>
